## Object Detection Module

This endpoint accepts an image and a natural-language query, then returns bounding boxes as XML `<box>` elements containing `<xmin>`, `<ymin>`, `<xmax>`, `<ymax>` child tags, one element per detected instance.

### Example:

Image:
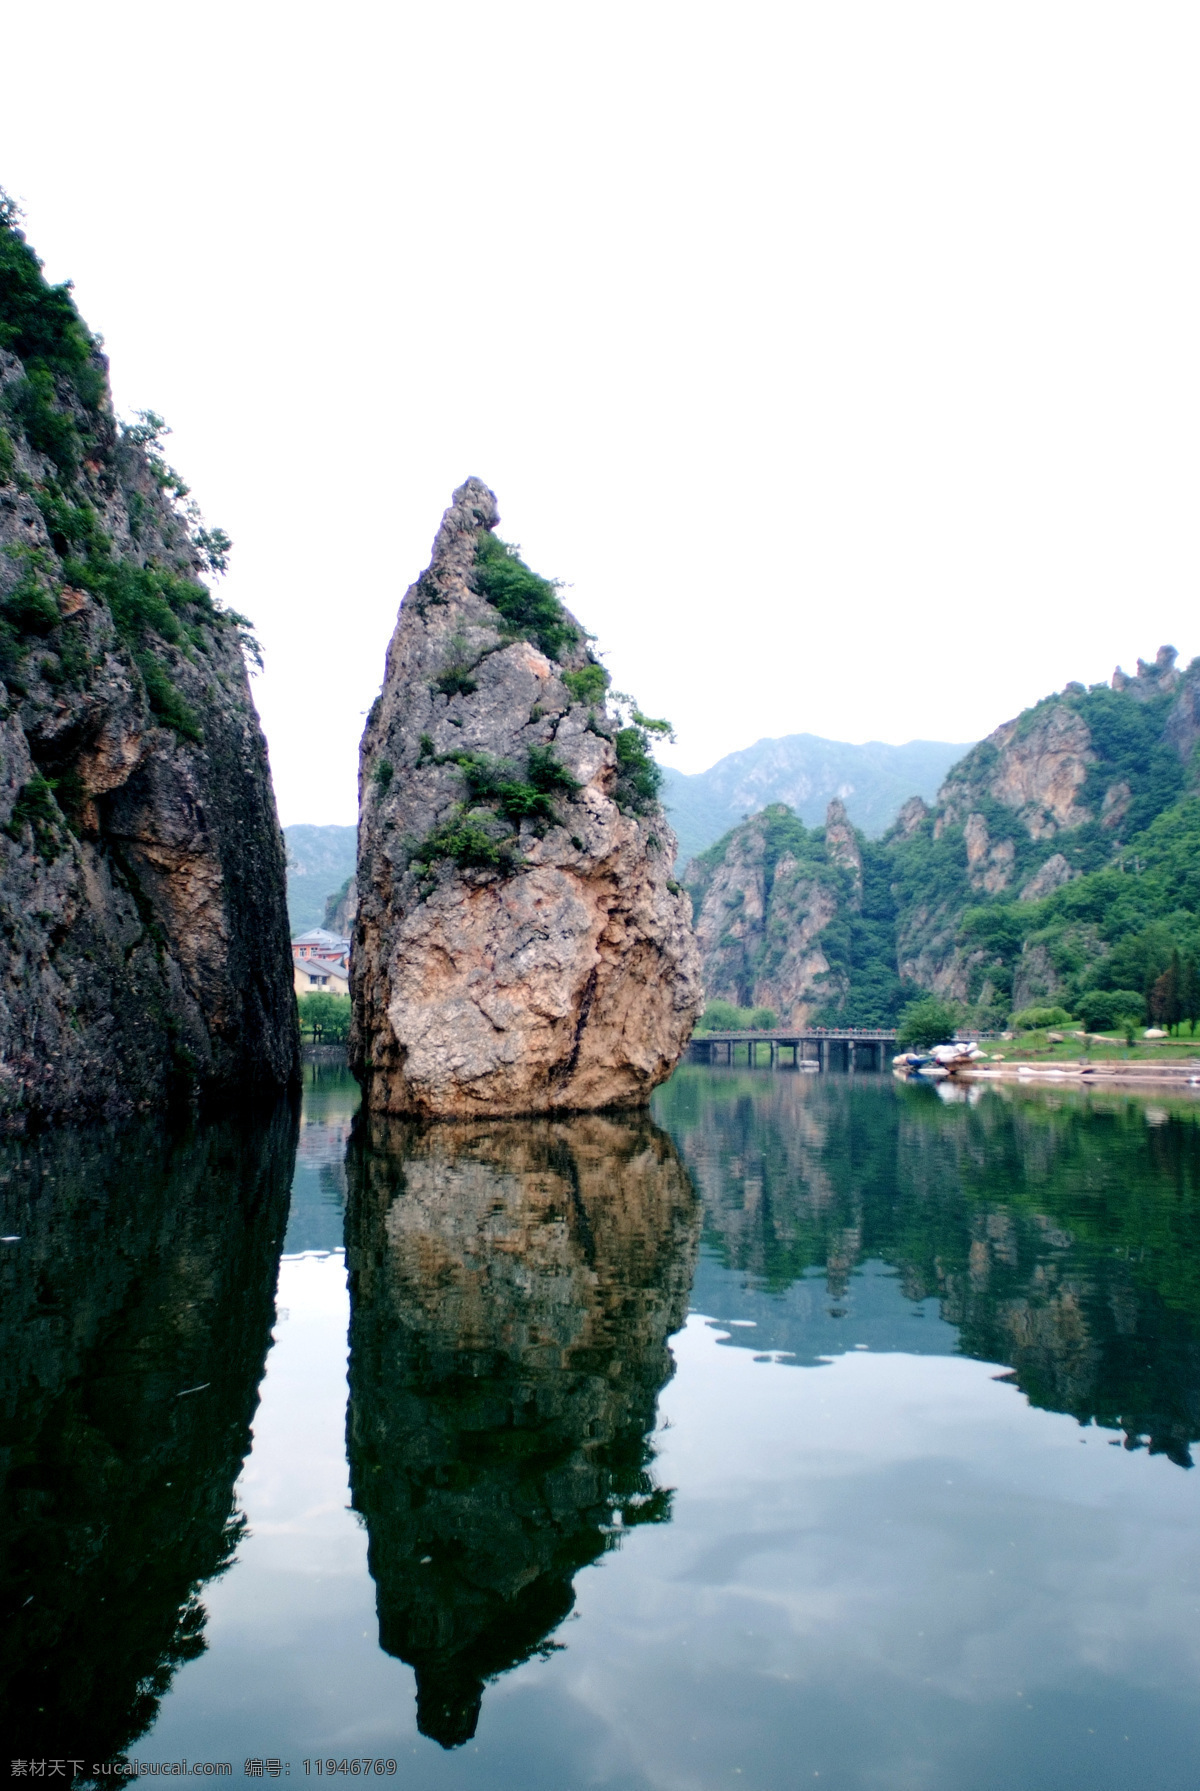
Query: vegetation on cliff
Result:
<box><xmin>0</xmin><ymin>196</ymin><xmax>252</xmax><ymax>741</ymax></box>
<box><xmin>949</xmin><ymin>798</ymin><xmax>1200</xmax><ymax>1028</ymax></box>
<box><xmin>472</xmin><ymin>530</ymin><xmax>582</xmax><ymax>663</ymax></box>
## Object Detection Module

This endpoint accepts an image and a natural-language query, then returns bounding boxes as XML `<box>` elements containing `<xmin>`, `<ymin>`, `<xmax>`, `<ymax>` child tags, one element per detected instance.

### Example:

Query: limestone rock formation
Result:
<box><xmin>0</xmin><ymin>211</ymin><xmax>297</xmax><ymax>1124</ymax></box>
<box><xmin>351</xmin><ymin>479</ymin><xmax>700</xmax><ymax>1117</ymax></box>
<box><xmin>345</xmin><ymin>1110</ymin><xmax>699</xmax><ymax>1746</ymax></box>
<box><xmin>823</xmin><ymin>796</ymin><xmax>863</xmax><ymax>906</ymax></box>
<box><xmin>685</xmin><ymin>800</ymin><xmax>859</xmax><ymax>1024</ymax></box>
<box><xmin>323</xmin><ymin>871</ymin><xmax>356</xmax><ymax>933</ymax></box>
<box><xmin>1017</xmin><ymin>852</ymin><xmax>1074</xmax><ymax>903</ymax></box>
<box><xmin>936</xmin><ymin>704</ymin><xmax>1095</xmax><ymax>849</ymax></box>
<box><xmin>893</xmin><ymin>794</ymin><xmax>930</xmax><ymax>838</ymax></box>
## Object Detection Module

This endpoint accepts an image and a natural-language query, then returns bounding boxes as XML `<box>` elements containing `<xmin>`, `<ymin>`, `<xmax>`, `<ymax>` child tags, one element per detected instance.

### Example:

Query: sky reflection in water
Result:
<box><xmin>4</xmin><ymin>1061</ymin><xmax>1200</xmax><ymax>1788</ymax></box>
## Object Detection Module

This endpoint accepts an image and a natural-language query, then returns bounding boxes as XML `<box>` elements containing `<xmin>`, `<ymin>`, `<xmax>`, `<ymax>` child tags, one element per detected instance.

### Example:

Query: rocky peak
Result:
<box><xmin>351</xmin><ymin>482</ymin><xmax>700</xmax><ymax>1117</ymax></box>
<box><xmin>893</xmin><ymin>794</ymin><xmax>929</xmax><ymax>838</ymax></box>
<box><xmin>823</xmin><ymin>797</ymin><xmax>862</xmax><ymax>907</ymax></box>
<box><xmin>1112</xmin><ymin>644</ymin><xmax>1180</xmax><ymax>700</ymax></box>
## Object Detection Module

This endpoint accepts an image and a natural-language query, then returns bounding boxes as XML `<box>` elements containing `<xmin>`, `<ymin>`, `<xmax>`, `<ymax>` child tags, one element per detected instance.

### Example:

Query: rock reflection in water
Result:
<box><xmin>0</xmin><ymin>1105</ymin><xmax>297</xmax><ymax>1761</ymax></box>
<box><xmin>345</xmin><ymin>1112</ymin><xmax>700</xmax><ymax>1749</ymax></box>
<box><xmin>657</xmin><ymin>1067</ymin><xmax>1200</xmax><ymax>1465</ymax></box>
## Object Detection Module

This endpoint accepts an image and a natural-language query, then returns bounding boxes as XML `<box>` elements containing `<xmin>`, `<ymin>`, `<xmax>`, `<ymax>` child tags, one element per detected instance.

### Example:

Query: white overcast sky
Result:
<box><xmin>2</xmin><ymin>2</ymin><xmax>1197</xmax><ymax>823</ymax></box>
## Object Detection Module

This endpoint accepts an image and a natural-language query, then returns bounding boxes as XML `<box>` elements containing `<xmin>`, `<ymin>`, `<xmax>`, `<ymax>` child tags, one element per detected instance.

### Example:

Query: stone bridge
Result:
<box><xmin>688</xmin><ymin>1028</ymin><xmax>897</xmax><ymax>1070</ymax></box>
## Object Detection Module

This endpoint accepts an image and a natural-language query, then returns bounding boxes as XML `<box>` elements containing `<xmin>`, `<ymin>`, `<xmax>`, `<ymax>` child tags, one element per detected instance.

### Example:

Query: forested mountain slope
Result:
<box><xmin>686</xmin><ymin>647</ymin><xmax>1200</xmax><ymax>1028</ymax></box>
<box><xmin>284</xmin><ymin>822</ymin><xmax>356</xmax><ymax>933</ymax></box>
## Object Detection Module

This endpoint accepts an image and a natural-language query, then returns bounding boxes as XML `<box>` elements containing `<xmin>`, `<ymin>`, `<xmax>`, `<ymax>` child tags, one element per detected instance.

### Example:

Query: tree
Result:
<box><xmin>695</xmin><ymin>1000</ymin><xmax>778</xmax><ymax>1032</ymax></box>
<box><xmin>1078</xmin><ymin>989</ymin><xmax>1146</xmax><ymax>1034</ymax></box>
<box><xmin>1183</xmin><ymin>955</ymin><xmax>1200</xmax><ymax>1037</ymax></box>
<box><xmin>297</xmin><ymin>991</ymin><xmax>350</xmax><ymax>1043</ymax></box>
<box><xmin>896</xmin><ymin>996</ymin><xmax>959</xmax><ymax>1052</ymax></box>
<box><xmin>1149</xmin><ymin>951</ymin><xmax>1182</xmax><ymax>1033</ymax></box>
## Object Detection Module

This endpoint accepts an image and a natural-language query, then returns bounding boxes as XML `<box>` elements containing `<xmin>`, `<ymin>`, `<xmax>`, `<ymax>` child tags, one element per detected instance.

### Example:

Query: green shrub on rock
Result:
<box><xmin>473</xmin><ymin>531</ymin><xmax>580</xmax><ymax>663</ymax></box>
<box><xmin>562</xmin><ymin>662</ymin><xmax>610</xmax><ymax>705</ymax></box>
<box><xmin>409</xmin><ymin>808</ymin><xmax>522</xmax><ymax>879</ymax></box>
<box><xmin>614</xmin><ymin>721</ymin><xmax>668</xmax><ymax>815</ymax></box>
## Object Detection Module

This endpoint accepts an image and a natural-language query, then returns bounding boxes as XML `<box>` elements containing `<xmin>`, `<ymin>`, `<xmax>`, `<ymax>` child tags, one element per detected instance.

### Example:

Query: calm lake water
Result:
<box><xmin>5</xmin><ymin>1063</ymin><xmax>1200</xmax><ymax>1788</ymax></box>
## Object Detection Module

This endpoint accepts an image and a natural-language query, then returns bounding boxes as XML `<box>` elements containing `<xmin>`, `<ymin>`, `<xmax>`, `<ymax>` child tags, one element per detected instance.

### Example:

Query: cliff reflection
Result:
<box><xmin>0</xmin><ymin>1104</ymin><xmax>297</xmax><ymax>1761</ymax></box>
<box><xmin>656</xmin><ymin>1067</ymin><xmax>1200</xmax><ymax>1466</ymax></box>
<box><xmin>345</xmin><ymin>1112</ymin><xmax>700</xmax><ymax>1749</ymax></box>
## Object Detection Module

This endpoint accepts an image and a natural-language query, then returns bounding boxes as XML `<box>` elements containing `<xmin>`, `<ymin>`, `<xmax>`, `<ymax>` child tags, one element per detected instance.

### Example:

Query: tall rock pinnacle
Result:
<box><xmin>350</xmin><ymin>480</ymin><xmax>701</xmax><ymax>1117</ymax></box>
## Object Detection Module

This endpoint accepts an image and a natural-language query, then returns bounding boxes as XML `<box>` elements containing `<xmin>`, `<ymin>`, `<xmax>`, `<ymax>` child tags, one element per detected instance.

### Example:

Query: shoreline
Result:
<box><xmin>955</xmin><ymin>1059</ymin><xmax>1200</xmax><ymax>1089</ymax></box>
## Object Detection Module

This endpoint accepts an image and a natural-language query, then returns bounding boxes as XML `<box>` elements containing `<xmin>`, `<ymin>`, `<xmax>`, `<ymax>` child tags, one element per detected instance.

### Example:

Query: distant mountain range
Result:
<box><xmin>661</xmin><ymin>735</ymin><xmax>973</xmax><ymax>867</ymax></box>
<box><xmin>282</xmin><ymin>737</ymin><xmax>970</xmax><ymax>935</ymax></box>
<box><xmin>284</xmin><ymin>824</ymin><xmax>356</xmax><ymax>934</ymax></box>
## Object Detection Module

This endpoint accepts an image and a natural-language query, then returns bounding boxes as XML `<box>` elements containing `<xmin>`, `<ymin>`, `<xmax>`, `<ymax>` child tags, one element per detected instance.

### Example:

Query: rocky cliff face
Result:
<box><xmin>351</xmin><ymin>479</ymin><xmax>700</xmax><ymax>1117</ymax></box>
<box><xmin>345</xmin><ymin>1110</ymin><xmax>699</xmax><ymax>1746</ymax></box>
<box><xmin>685</xmin><ymin>801</ymin><xmax>849</xmax><ymax>1023</ymax></box>
<box><xmin>890</xmin><ymin>644</ymin><xmax>1200</xmax><ymax>1011</ymax></box>
<box><xmin>0</xmin><ymin>209</ymin><xmax>297</xmax><ymax>1124</ymax></box>
<box><xmin>323</xmin><ymin>872</ymin><xmax>356</xmax><ymax>933</ymax></box>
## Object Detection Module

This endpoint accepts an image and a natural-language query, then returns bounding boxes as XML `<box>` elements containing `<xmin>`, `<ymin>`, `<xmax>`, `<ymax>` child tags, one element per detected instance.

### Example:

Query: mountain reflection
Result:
<box><xmin>656</xmin><ymin>1068</ymin><xmax>1200</xmax><ymax>1466</ymax></box>
<box><xmin>345</xmin><ymin>1112</ymin><xmax>700</xmax><ymax>1749</ymax></box>
<box><xmin>0</xmin><ymin>1104</ymin><xmax>297</xmax><ymax>1760</ymax></box>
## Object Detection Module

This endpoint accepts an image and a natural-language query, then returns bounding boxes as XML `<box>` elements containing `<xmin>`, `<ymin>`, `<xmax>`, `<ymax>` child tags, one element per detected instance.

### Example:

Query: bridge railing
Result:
<box><xmin>692</xmin><ymin>1028</ymin><xmax>898</xmax><ymax>1042</ymax></box>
